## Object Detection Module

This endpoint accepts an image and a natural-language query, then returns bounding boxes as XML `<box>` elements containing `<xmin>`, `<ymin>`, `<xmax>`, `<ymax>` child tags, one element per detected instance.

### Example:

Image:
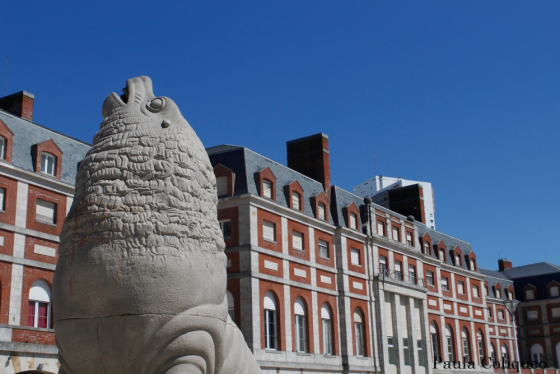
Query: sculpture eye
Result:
<box><xmin>147</xmin><ymin>98</ymin><xmax>165</xmax><ymax>112</ymax></box>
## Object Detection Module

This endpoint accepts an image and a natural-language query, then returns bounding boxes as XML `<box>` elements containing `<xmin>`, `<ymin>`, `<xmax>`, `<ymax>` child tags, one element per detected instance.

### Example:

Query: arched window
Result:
<box><xmin>41</xmin><ymin>153</ymin><xmax>56</xmax><ymax>176</ymax></box>
<box><xmin>501</xmin><ymin>344</ymin><xmax>509</xmax><ymax>365</ymax></box>
<box><xmin>531</xmin><ymin>344</ymin><xmax>544</xmax><ymax>363</ymax></box>
<box><xmin>462</xmin><ymin>328</ymin><xmax>470</xmax><ymax>362</ymax></box>
<box><xmin>226</xmin><ymin>290</ymin><xmax>234</xmax><ymax>321</ymax></box>
<box><xmin>445</xmin><ymin>325</ymin><xmax>454</xmax><ymax>361</ymax></box>
<box><xmin>28</xmin><ymin>280</ymin><xmax>51</xmax><ymax>328</ymax></box>
<box><xmin>321</xmin><ymin>303</ymin><xmax>332</xmax><ymax>355</ymax></box>
<box><xmin>476</xmin><ymin>330</ymin><xmax>485</xmax><ymax>365</ymax></box>
<box><xmin>430</xmin><ymin>322</ymin><xmax>440</xmax><ymax>362</ymax></box>
<box><xmin>354</xmin><ymin>309</ymin><xmax>365</xmax><ymax>357</ymax></box>
<box><xmin>263</xmin><ymin>291</ymin><xmax>277</xmax><ymax>350</ymax></box>
<box><xmin>490</xmin><ymin>343</ymin><xmax>496</xmax><ymax>362</ymax></box>
<box><xmin>294</xmin><ymin>297</ymin><xmax>306</xmax><ymax>352</ymax></box>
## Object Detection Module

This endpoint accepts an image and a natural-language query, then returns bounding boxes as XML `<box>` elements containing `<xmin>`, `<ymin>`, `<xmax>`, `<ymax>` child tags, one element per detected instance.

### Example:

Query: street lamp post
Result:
<box><xmin>503</xmin><ymin>299</ymin><xmax>520</xmax><ymax>366</ymax></box>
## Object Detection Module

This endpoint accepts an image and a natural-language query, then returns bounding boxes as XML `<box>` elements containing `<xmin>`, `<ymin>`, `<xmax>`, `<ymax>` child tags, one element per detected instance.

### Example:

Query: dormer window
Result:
<box><xmin>41</xmin><ymin>153</ymin><xmax>56</xmax><ymax>176</ymax></box>
<box><xmin>470</xmin><ymin>259</ymin><xmax>476</xmax><ymax>271</ymax></box>
<box><xmin>349</xmin><ymin>213</ymin><xmax>357</xmax><ymax>230</ymax></box>
<box><xmin>424</xmin><ymin>242</ymin><xmax>430</xmax><ymax>255</ymax></box>
<box><xmin>292</xmin><ymin>192</ymin><xmax>301</xmax><ymax>211</ymax></box>
<box><xmin>495</xmin><ymin>288</ymin><xmax>501</xmax><ymax>298</ymax></box>
<box><xmin>454</xmin><ymin>254</ymin><xmax>461</xmax><ymax>267</ymax></box>
<box><xmin>318</xmin><ymin>203</ymin><xmax>326</xmax><ymax>220</ymax></box>
<box><xmin>263</xmin><ymin>180</ymin><xmax>272</xmax><ymax>199</ymax></box>
<box><xmin>439</xmin><ymin>249</ymin><xmax>444</xmax><ymax>261</ymax></box>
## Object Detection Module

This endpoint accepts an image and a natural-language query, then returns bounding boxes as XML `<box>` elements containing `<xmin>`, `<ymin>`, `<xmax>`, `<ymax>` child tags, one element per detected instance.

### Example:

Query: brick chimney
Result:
<box><xmin>0</xmin><ymin>91</ymin><xmax>35</xmax><ymax>121</ymax></box>
<box><xmin>498</xmin><ymin>259</ymin><xmax>512</xmax><ymax>271</ymax></box>
<box><xmin>286</xmin><ymin>133</ymin><xmax>331</xmax><ymax>192</ymax></box>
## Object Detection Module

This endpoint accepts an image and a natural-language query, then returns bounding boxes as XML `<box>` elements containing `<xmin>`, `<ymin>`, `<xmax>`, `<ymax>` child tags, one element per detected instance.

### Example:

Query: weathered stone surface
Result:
<box><xmin>53</xmin><ymin>76</ymin><xmax>261</xmax><ymax>374</ymax></box>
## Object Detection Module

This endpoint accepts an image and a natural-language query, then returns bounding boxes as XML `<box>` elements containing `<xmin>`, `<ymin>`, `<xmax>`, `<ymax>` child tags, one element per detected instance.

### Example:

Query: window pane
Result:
<box><xmin>350</xmin><ymin>213</ymin><xmax>356</xmax><ymax>229</ymax></box>
<box><xmin>0</xmin><ymin>187</ymin><xmax>5</xmax><ymax>211</ymax></box>
<box><xmin>377</xmin><ymin>221</ymin><xmax>384</xmax><ymax>236</ymax></box>
<box><xmin>319</xmin><ymin>240</ymin><xmax>329</xmax><ymax>258</ymax></box>
<box><xmin>263</xmin><ymin>221</ymin><xmax>275</xmax><ymax>241</ymax></box>
<box><xmin>351</xmin><ymin>248</ymin><xmax>360</xmax><ymax>266</ymax></box>
<box><xmin>292</xmin><ymin>231</ymin><xmax>303</xmax><ymax>250</ymax></box>
<box><xmin>0</xmin><ymin>137</ymin><xmax>5</xmax><ymax>159</ymax></box>
<box><xmin>38</xmin><ymin>302</ymin><xmax>48</xmax><ymax>328</ymax></box>
<box><xmin>263</xmin><ymin>180</ymin><xmax>272</xmax><ymax>198</ymax></box>
<box><xmin>27</xmin><ymin>301</ymin><xmax>36</xmax><ymax>327</ymax></box>
<box><xmin>323</xmin><ymin>319</ymin><xmax>332</xmax><ymax>354</ymax></box>
<box><xmin>292</xmin><ymin>192</ymin><xmax>300</xmax><ymax>210</ymax></box>
<box><xmin>36</xmin><ymin>199</ymin><xmax>56</xmax><ymax>224</ymax></box>
<box><xmin>318</xmin><ymin>203</ymin><xmax>325</xmax><ymax>220</ymax></box>
<box><xmin>216</xmin><ymin>177</ymin><xmax>228</xmax><ymax>197</ymax></box>
<box><xmin>220</xmin><ymin>220</ymin><xmax>231</xmax><ymax>239</ymax></box>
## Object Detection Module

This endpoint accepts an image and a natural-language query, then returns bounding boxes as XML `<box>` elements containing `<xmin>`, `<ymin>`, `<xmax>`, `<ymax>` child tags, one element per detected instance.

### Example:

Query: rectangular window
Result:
<box><xmin>470</xmin><ymin>259</ymin><xmax>475</xmax><ymax>271</ymax></box>
<box><xmin>388</xmin><ymin>337</ymin><xmax>395</xmax><ymax>364</ymax></box>
<box><xmin>408</xmin><ymin>265</ymin><xmax>416</xmax><ymax>284</ymax></box>
<box><xmin>426</xmin><ymin>271</ymin><xmax>434</xmax><ymax>286</ymax></box>
<box><xmin>349</xmin><ymin>213</ymin><xmax>357</xmax><ymax>229</ymax></box>
<box><xmin>263</xmin><ymin>180</ymin><xmax>272</xmax><ymax>199</ymax></box>
<box><xmin>264</xmin><ymin>309</ymin><xmax>277</xmax><ymax>349</ymax></box>
<box><xmin>36</xmin><ymin>199</ymin><xmax>56</xmax><ymax>224</ymax></box>
<box><xmin>318</xmin><ymin>203</ymin><xmax>325</xmax><ymax>220</ymax></box>
<box><xmin>439</xmin><ymin>249</ymin><xmax>444</xmax><ymax>261</ymax></box>
<box><xmin>508</xmin><ymin>291</ymin><xmax>513</xmax><ymax>300</ymax></box>
<box><xmin>406</xmin><ymin>232</ymin><xmax>413</xmax><ymax>246</ymax></box>
<box><xmin>351</xmin><ymin>248</ymin><xmax>361</xmax><ymax>266</ymax></box>
<box><xmin>295</xmin><ymin>315</ymin><xmax>306</xmax><ymax>352</ymax></box>
<box><xmin>219</xmin><ymin>220</ymin><xmax>231</xmax><ymax>239</ymax></box>
<box><xmin>379</xmin><ymin>256</ymin><xmax>388</xmax><ymax>275</ymax></box>
<box><xmin>498</xmin><ymin>310</ymin><xmax>505</xmax><ymax>320</ymax></box>
<box><xmin>495</xmin><ymin>289</ymin><xmax>501</xmax><ymax>298</ymax></box>
<box><xmin>484</xmin><ymin>286</ymin><xmax>489</xmax><ymax>296</ymax></box>
<box><xmin>458</xmin><ymin>281</ymin><xmax>465</xmax><ymax>295</ymax></box>
<box><xmin>462</xmin><ymin>338</ymin><xmax>470</xmax><ymax>361</ymax></box>
<box><xmin>486</xmin><ymin>307</ymin><xmax>492</xmax><ymax>318</ymax></box>
<box><xmin>392</xmin><ymin>226</ymin><xmax>399</xmax><ymax>241</ymax></box>
<box><xmin>417</xmin><ymin>340</ymin><xmax>425</xmax><ymax>366</ymax></box>
<box><xmin>472</xmin><ymin>286</ymin><xmax>479</xmax><ymax>298</ymax></box>
<box><xmin>403</xmin><ymin>338</ymin><xmax>411</xmax><ymax>366</ymax></box>
<box><xmin>431</xmin><ymin>333</ymin><xmax>439</xmax><ymax>363</ymax></box>
<box><xmin>292</xmin><ymin>192</ymin><xmax>300</xmax><ymax>211</ymax></box>
<box><xmin>263</xmin><ymin>220</ymin><xmax>275</xmax><ymax>242</ymax></box>
<box><xmin>551</xmin><ymin>287</ymin><xmax>559</xmax><ymax>297</ymax></box>
<box><xmin>455</xmin><ymin>254</ymin><xmax>461</xmax><ymax>267</ymax></box>
<box><xmin>526</xmin><ymin>289</ymin><xmax>534</xmax><ymax>300</ymax></box>
<box><xmin>395</xmin><ymin>261</ymin><xmax>402</xmax><ymax>280</ymax></box>
<box><xmin>424</xmin><ymin>242</ymin><xmax>430</xmax><ymax>255</ymax></box>
<box><xmin>551</xmin><ymin>307</ymin><xmax>560</xmax><ymax>318</ymax></box>
<box><xmin>377</xmin><ymin>221</ymin><xmax>384</xmax><ymax>236</ymax></box>
<box><xmin>41</xmin><ymin>153</ymin><xmax>56</xmax><ymax>176</ymax></box>
<box><xmin>527</xmin><ymin>310</ymin><xmax>538</xmax><ymax>320</ymax></box>
<box><xmin>355</xmin><ymin>322</ymin><xmax>364</xmax><ymax>356</ymax></box>
<box><xmin>0</xmin><ymin>136</ymin><xmax>5</xmax><ymax>160</ymax></box>
<box><xmin>0</xmin><ymin>187</ymin><xmax>5</xmax><ymax>211</ymax></box>
<box><xmin>322</xmin><ymin>318</ymin><xmax>332</xmax><ymax>354</ymax></box>
<box><xmin>442</xmin><ymin>277</ymin><xmax>449</xmax><ymax>291</ymax></box>
<box><xmin>318</xmin><ymin>239</ymin><xmax>329</xmax><ymax>259</ymax></box>
<box><xmin>292</xmin><ymin>231</ymin><xmax>304</xmax><ymax>251</ymax></box>
<box><xmin>216</xmin><ymin>177</ymin><xmax>228</xmax><ymax>197</ymax></box>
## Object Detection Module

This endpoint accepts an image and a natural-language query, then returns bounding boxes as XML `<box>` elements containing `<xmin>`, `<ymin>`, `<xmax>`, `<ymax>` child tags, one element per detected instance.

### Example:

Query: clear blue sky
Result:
<box><xmin>3</xmin><ymin>1</ymin><xmax>560</xmax><ymax>270</ymax></box>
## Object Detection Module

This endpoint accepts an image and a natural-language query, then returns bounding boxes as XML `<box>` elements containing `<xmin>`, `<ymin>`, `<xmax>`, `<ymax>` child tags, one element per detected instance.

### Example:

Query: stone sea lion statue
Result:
<box><xmin>52</xmin><ymin>76</ymin><xmax>262</xmax><ymax>374</ymax></box>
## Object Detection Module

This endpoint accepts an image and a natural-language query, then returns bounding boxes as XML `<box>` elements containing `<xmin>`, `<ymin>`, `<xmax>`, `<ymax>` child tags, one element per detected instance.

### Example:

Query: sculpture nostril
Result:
<box><xmin>162</xmin><ymin>120</ymin><xmax>171</xmax><ymax>128</ymax></box>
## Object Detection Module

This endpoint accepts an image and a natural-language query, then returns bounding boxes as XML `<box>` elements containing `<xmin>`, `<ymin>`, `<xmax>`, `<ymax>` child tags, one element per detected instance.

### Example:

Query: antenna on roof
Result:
<box><xmin>372</xmin><ymin>147</ymin><xmax>377</xmax><ymax>177</ymax></box>
<box><xmin>498</xmin><ymin>251</ymin><xmax>501</xmax><ymax>260</ymax></box>
<box><xmin>3</xmin><ymin>58</ymin><xmax>7</xmax><ymax>96</ymax></box>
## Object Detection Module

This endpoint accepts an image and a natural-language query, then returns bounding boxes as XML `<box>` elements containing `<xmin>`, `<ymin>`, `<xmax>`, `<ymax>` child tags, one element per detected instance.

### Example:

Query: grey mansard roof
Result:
<box><xmin>0</xmin><ymin>109</ymin><xmax>91</xmax><ymax>185</ymax></box>
<box><xmin>206</xmin><ymin>145</ymin><xmax>334</xmax><ymax>224</ymax></box>
<box><xmin>417</xmin><ymin>224</ymin><xmax>475</xmax><ymax>270</ymax></box>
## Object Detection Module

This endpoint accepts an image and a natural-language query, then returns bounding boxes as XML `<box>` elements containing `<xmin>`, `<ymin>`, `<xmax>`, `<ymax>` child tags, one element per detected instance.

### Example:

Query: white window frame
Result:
<box><xmin>219</xmin><ymin>219</ymin><xmax>231</xmax><ymax>239</ymax></box>
<box><xmin>458</xmin><ymin>281</ymin><xmax>465</xmax><ymax>295</ymax></box>
<box><xmin>0</xmin><ymin>136</ymin><xmax>5</xmax><ymax>160</ymax></box>
<box><xmin>292</xmin><ymin>191</ymin><xmax>301</xmax><ymax>211</ymax></box>
<box><xmin>349</xmin><ymin>213</ymin><xmax>357</xmax><ymax>230</ymax></box>
<box><xmin>41</xmin><ymin>153</ymin><xmax>56</xmax><ymax>176</ymax></box>
<box><xmin>263</xmin><ymin>220</ymin><xmax>276</xmax><ymax>242</ymax></box>
<box><xmin>263</xmin><ymin>180</ymin><xmax>273</xmax><ymax>199</ymax></box>
<box><xmin>292</xmin><ymin>231</ymin><xmax>304</xmax><ymax>251</ymax></box>
<box><xmin>426</xmin><ymin>271</ymin><xmax>434</xmax><ymax>286</ymax></box>
<box><xmin>351</xmin><ymin>248</ymin><xmax>361</xmax><ymax>266</ymax></box>
<box><xmin>442</xmin><ymin>277</ymin><xmax>449</xmax><ymax>291</ymax></box>
<box><xmin>406</xmin><ymin>232</ymin><xmax>412</xmax><ymax>246</ymax></box>
<box><xmin>318</xmin><ymin>203</ymin><xmax>326</xmax><ymax>220</ymax></box>
<box><xmin>0</xmin><ymin>187</ymin><xmax>5</xmax><ymax>211</ymax></box>
<box><xmin>36</xmin><ymin>199</ymin><xmax>56</xmax><ymax>225</ymax></box>
<box><xmin>318</xmin><ymin>239</ymin><xmax>329</xmax><ymax>259</ymax></box>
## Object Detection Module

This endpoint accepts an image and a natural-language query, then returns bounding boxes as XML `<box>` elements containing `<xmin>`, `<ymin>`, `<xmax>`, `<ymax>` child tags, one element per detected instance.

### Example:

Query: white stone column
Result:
<box><xmin>283</xmin><ymin>284</ymin><xmax>292</xmax><ymax>352</ymax></box>
<box><xmin>311</xmin><ymin>290</ymin><xmax>319</xmax><ymax>354</ymax></box>
<box><xmin>15</xmin><ymin>181</ymin><xmax>28</xmax><ymax>228</ymax></box>
<box><xmin>8</xmin><ymin>264</ymin><xmax>23</xmax><ymax>325</ymax></box>
<box><xmin>13</xmin><ymin>233</ymin><xmax>25</xmax><ymax>258</ymax></box>
<box><xmin>281</xmin><ymin>217</ymin><xmax>288</xmax><ymax>255</ymax></box>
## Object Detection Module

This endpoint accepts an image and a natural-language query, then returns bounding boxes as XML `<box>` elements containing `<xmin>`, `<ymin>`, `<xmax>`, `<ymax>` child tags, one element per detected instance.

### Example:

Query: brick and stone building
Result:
<box><xmin>0</xmin><ymin>87</ymin><xmax>557</xmax><ymax>374</ymax></box>
<box><xmin>481</xmin><ymin>260</ymin><xmax>560</xmax><ymax>368</ymax></box>
<box><xmin>0</xmin><ymin>92</ymin><xmax>90</xmax><ymax>373</ymax></box>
